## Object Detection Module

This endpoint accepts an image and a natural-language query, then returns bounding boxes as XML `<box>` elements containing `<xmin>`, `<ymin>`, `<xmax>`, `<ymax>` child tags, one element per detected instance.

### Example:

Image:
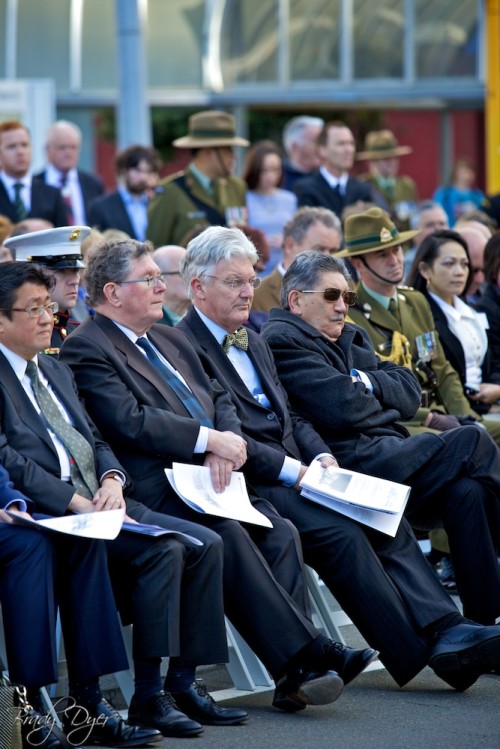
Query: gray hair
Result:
<box><xmin>410</xmin><ymin>200</ymin><xmax>446</xmax><ymax>230</ymax></box>
<box><xmin>182</xmin><ymin>226</ymin><xmax>258</xmax><ymax>298</ymax></box>
<box><xmin>85</xmin><ymin>238</ymin><xmax>153</xmax><ymax>307</ymax></box>
<box><xmin>281</xmin><ymin>251</ymin><xmax>351</xmax><ymax>310</ymax></box>
<box><xmin>283</xmin><ymin>206</ymin><xmax>343</xmax><ymax>245</ymax></box>
<box><xmin>46</xmin><ymin>119</ymin><xmax>82</xmax><ymax>145</ymax></box>
<box><xmin>282</xmin><ymin>116</ymin><xmax>324</xmax><ymax>155</ymax></box>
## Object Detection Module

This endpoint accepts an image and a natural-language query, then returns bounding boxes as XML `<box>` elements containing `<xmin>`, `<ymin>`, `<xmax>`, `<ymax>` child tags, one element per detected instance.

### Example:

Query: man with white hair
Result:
<box><xmin>35</xmin><ymin>120</ymin><xmax>104</xmax><ymax>225</ymax></box>
<box><xmin>282</xmin><ymin>116</ymin><xmax>324</xmax><ymax>191</ymax></box>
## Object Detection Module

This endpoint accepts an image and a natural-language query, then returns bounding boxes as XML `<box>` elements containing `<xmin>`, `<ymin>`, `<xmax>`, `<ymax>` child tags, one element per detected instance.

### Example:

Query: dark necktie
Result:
<box><xmin>60</xmin><ymin>173</ymin><xmax>75</xmax><ymax>224</ymax></box>
<box><xmin>25</xmin><ymin>361</ymin><xmax>98</xmax><ymax>499</ymax></box>
<box><xmin>13</xmin><ymin>182</ymin><xmax>27</xmax><ymax>221</ymax></box>
<box><xmin>136</xmin><ymin>337</ymin><xmax>214</xmax><ymax>428</ymax></box>
<box><xmin>388</xmin><ymin>297</ymin><xmax>400</xmax><ymax>322</ymax></box>
<box><xmin>222</xmin><ymin>328</ymin><xmax>249</xmax><ymax>354</ymax></box>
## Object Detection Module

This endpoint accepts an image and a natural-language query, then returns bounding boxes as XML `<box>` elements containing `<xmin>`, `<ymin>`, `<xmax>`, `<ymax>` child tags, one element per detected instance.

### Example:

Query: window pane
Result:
<box><xmin>415</xmin><ymin>0</ymin><xmax>478</xmax><ymax>78</ymax></box>
<box><xmin>219</xmin><ymin>0</ymin><xmax>279</xmax><ymax>85</ymax></box>
<box><xmin>147</xmin><ymin>0</ymin><xmax>204</xmax><ymax>87</ymax></box>
<box><xmin>16</xmin><ymin>0</ymin><xmax>70</xmax><ymax>88</ymax></box>
<box><xmin>290</xmin><ymin>0</ymin><xmax>340</xmax><ymax>81</ymax></box>
<box><xmin>81</xmin><ymin>0</ymin><xmax>117</xmax><ymax>91</ymax></box>
<box><xmin>353</xmin><ymin>0</ymin><xmax>404</xmax><ymax>79</ymax></box>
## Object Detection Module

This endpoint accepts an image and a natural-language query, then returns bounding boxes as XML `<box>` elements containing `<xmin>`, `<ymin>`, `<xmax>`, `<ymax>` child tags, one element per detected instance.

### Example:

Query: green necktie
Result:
<box><xmin>222</xmin><ymin>327</ymin><xmax>249</xmax><ymax>354</ymax></box>
<box><xmin>25</xmin><ymin>361</ymin><xmax>99</xmax><ymax>499</ymax></box>
<box><xmin>388</xmin><ymin>297</ymin><xmax>400</xmax><ymax>322</ymax></box>
<box><xmin>13</xmin><ymin>182</ymin><xmax>27</xmax><ymax>221</ymax></box>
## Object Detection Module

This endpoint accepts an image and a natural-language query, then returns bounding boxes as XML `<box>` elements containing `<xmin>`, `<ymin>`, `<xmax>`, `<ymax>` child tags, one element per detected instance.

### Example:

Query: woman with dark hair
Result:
<box><xmin>243</xmin><ymin>140</ymin><xmax>297</xmax><ymax>273</ymax></box>
<box><xmin>476</xmin><ymin>231</ymin><xmax>500</xmax><ymax>378</ymax></box>
<box><xmin>407</xmin><ymin>229</ymin><xmax>500</xmax><ymax>414</ymax></box>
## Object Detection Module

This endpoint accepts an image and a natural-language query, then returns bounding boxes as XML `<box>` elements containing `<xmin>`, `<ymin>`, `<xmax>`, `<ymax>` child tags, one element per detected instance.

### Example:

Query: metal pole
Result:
<box><xmin>114</xmin><ymin>0</ymin><xmax>152</xmax><ymax>149</ymax></box>
<box><xmin>485</xmin><ymin>0</ymin><xmax>500</xmax><ymax>193</ymax></box>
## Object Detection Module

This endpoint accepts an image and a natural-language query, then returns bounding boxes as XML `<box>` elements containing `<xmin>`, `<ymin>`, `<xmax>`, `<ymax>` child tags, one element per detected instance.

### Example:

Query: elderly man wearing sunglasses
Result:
<box><xmin>176</xmin><ymin>225</ymin><xmax>500</xmax><ymax>694</ymax></box>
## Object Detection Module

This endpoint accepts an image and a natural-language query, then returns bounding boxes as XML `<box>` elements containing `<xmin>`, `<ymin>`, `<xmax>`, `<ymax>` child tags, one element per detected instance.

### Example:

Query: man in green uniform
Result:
<box><xmin>357</xmin><ymin>131</ymin><xmax>418</xmax><ymax>231</ymax></box>
<box><xmin>340</xmin><ymin>206</ymin><xmax>500</xmax><ymax>575</ymax></box>
<box><xmin>147</xmin><ymin>111</ymin><xmax>248</xmax><ymax>248</ymax></box>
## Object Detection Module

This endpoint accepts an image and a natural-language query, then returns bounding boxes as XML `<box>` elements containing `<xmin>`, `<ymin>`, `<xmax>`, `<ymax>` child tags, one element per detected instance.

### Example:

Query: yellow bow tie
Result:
<box><xmin>222</xmin><ymin>328</ymin><xmax>249</xmax><ymax>354</ymax></box>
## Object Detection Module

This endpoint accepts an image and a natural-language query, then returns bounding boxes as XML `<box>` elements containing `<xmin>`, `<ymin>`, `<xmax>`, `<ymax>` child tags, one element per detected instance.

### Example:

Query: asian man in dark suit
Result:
<box><xmin>0</xmin><ymin>121</ymin><xmax>68</xmax><ymax>227</ymax></box>
<box><xmin>176</xmin><ymin>224</ymin><xmax>500</xmax><ymax>691</ymax></box>
<box><xmin>0</xmin><ymin>260</ymin><xmax>247</xmax><ymax>742</ymax></box>
<box><xmin>59</xmin><ymin>235</ymin><xmax>379</xmax><ymax>714</ymax></box>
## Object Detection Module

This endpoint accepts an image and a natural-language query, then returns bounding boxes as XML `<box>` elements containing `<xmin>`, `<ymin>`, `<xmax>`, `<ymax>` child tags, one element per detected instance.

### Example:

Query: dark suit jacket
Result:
<box><xmin>0</xmin><ymin>351</ymin><xmax>122</xmax><ymax>515</ymax></box>
<box><xmin>476</xmin><ymin>283</ymin><xmax>500</xmax><ymax>382</ymax></box>
<box><xmin>0</xmin><ymin>178</ymin><xmax>68</xmax><ymax>226</ymax></box>
<box><xmin>87</xmin><ymin>191</ymin><xmax>137</xmax><ymax>238</ymax></box>
<box><xmin>262</xmin><ymin>309</ymin><xmax>442</xmax><ymax>483</ymax></box>
<box><xmin>59</xmin><ymin>314</ymin><xmax>243</xmax><ymax>510</ymax></box>
<box><xmin>293</xmin><ymin>170</ymin><xmax>373</xmax><ymax>213</ymax></box>
<box><xmin>178</xmin><ymin>307</ymin><xmax>331</xmax><ymax>488</ymax></box>
<box><xmin>35</xmin><ymin>169</ymin><xmax>104</xmax><ymax>223</ymax></box>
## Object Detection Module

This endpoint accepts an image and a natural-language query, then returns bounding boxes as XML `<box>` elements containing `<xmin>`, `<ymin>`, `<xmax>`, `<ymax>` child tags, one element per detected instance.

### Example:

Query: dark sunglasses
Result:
<box><xmin>299</xmin><ymin>288</ymin><xmax>358</xmax><ymax>306</ymax></box>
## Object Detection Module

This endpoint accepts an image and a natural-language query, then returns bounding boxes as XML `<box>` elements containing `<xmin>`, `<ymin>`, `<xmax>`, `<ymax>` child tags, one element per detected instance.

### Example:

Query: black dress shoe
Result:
<box><xmin>62</xmin><ymin>696</ymin><xmax>161</xmax><ymax>747</ymax></box>
<box><xmin>128</xmin><ymin>690</ymin><xmax>203</xmax><ymax>737</ymax></box>
<box><xmin>21</xmin><ymin>706</ymin><xmax>80</xmax><ymax>749</ymax></box>
<box><xmin>320</xmin><ymin>641</ymin><xmax>379</xmax><ymax>685</ymax></box>
<box><xmin>272</xmin><ymin>669</ymin><xmax>343</xmax><ymax>712</ymax></box>
<box><xmin>430</xmin><ymin>621</ymin><xmax>500</xmax><ymax>691</ymax></box>
<box><xmin>171</xmin><ymin>680</ymin><xmax>248</xmax><ymax>726</ymax></box>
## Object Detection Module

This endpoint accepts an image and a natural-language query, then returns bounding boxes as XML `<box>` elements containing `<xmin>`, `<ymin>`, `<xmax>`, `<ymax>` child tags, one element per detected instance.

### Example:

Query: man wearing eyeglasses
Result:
<box><xmin>262</xmin><ymin>249</ymin><xmax>500</xmax><ymax>690</ymax></box>
<box><xmin>177</xmin><ymin>225</ymin><xmax>500</xmax><ymax>692</ymax></box>
<box><xmin>4</xmin><ymin>224</ymin><xmax>91</xmax><ymax>354</ymax></box>
<box><xmin>60</xmin><ymin>233</ymin><xmax>380</xmax><ymax>713</ymax></box>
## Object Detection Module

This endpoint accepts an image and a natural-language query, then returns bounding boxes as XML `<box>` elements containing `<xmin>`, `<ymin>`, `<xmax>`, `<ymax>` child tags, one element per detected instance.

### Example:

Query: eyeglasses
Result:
<box><xmin>119</xmin><ymin>274</ymin><xmax>167</xmax><ymax>288</ymax></box>
<box><xmin>3</xmin><ymin>301</ymin><xmax>59</xmax><ymax>319</ymax></box>
<box><xmin>299</xmin><ymin>288</ymin><xmax>357</xmax><ymax>306</ymax></box>
<box><xmin>205</xmin><ymin>275</ymin><xmax>262</xmax><ymax>290</ymax></box>
<box><xmin>160</xmin><ymin>271</ymin><xmax>182</xmax><ymax>277</ymax></box>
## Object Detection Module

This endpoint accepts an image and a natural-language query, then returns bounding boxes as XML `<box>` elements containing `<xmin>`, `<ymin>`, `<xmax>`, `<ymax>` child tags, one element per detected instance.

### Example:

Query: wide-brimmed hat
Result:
<box><xmin>5</xmin><ymin>226</ymin><xmax>90</xmax><ymax>269</ymax></box>
<box><xmin>337</xmin><ymin>207</ymin><xmax>418</xmax><ymax>258</ymax></box>
<box><xmin>356</xmin><ymin>129</ymin><xmax>412</xmax><ymax>161</ymax></box>
<box><xmin>173</xmin><ymin>111</ymin><xmax>249</xmax><ymax>149</ymax></box>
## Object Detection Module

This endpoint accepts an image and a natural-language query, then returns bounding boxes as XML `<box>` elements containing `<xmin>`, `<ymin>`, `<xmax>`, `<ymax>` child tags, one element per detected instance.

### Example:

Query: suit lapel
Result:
<box><xmin>0</xmin><ymin>352</ymin><xmax>57</xmax><ymax>452</ymax></box>
<box><xmin>0</xmin><ymin>179</ymin><xmax>16</xmax><ymax>221</ymax></box>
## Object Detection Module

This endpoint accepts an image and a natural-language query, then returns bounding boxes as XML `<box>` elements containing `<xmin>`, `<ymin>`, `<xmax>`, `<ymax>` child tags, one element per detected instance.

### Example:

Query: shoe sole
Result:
<box><xmin>343</xmin><ymin>649</ymin><xmax>380</xmax><ymax>685</ymax></box>
<box><xmin>294</xmin><ymin>672</ymin><xmax>344</xmax><ymax>706</ymax></box>
<box><xmin>430</xmin><ymin>633</ymin><xmax>500</xmax><ymax>690</ymax></box>
<box><xmin>126</xmin><ymin>718</ymin><xmax>203</xmax><ymax>739</ymax></box>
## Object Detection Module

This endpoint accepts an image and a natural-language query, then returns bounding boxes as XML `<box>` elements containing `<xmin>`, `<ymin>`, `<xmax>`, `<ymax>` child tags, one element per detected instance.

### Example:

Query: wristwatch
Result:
<box><xmin>103</xmin><ymin>472</ymin><xmax>126</xmax><ymax>488</ymax></box>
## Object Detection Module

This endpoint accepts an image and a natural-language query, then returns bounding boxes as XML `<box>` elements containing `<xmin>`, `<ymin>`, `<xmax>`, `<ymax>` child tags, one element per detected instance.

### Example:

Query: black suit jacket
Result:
<box><xmin>178</xmin><ymin>308</ymin><xmax>331</xmax><ymax>486</ymax></box>
<box><xmin>35</xmin><ymin>169</ymin><xmax>104</xmax><ymax>223</ymax></box>
<box><xmin>59</xmin><ymin>314</ymin><xmax>243</xmax><ymax>510</ymax></box>
<box><xmin>262</xmin><ymin>309</ymin><xmax>442</xmax><ymax>483</ymax></box>
<box><xmin>293</xmin><ymin>170</ymin><xmax>374</xmax><ymax>213</ymax></box>
<box><xmin>87</xmin><ymin>191</ymin><xmax>138</xmax><ymax>238</ymax></box>
<box><xmin>0</xmin><ymin>178</ymin><xmax>68</xmax><ymax>226</ymax></box>
<box><xmin>0</xmin><ymin>351</ymin><xmax>123</xmax><ymax>515</ymax></box>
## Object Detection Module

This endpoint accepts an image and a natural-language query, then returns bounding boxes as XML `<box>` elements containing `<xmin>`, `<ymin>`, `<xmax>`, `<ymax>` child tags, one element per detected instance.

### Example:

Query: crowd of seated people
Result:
<box><xmin>3</xmin><ymin>110</ymin><xmax>500</xmax><ymax>749</ymax></box>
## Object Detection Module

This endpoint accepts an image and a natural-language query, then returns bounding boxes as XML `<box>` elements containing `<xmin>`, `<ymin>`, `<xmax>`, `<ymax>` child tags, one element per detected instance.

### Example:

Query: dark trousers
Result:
<box><xmin>405</xmin><ymin>424</ymin><xmax>500</xmax><ymax>624</ymax></box>
<box><xmin>0</xmin><ymin>526</ymin><xmax>128</xmax><ymax>688</ymax></box>
<box><xmin>141</xmin><ymin>493</ymin><xmax>319</xmax><ymax>680</ymax></box>
<box><xmin>253</xmin><ymin>481</ymin><xmax>457</xmax><ymax>686</ymax></box>
<box><xmin>108</xmin><ymin>508</ymin><xmax>228</xmax><ymax>666</ymax></box>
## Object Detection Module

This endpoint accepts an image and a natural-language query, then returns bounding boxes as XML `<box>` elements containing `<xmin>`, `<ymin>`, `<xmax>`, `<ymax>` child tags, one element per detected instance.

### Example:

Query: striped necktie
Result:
<box><xmin>25</xmin><ymin>361</ymin><xmax>99</xmax><ymax>498</ymax></box>
<box><xmin>136</xmin><ymin>337</ymin><xmax>214</xmax><ymax>428</ymax></box>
